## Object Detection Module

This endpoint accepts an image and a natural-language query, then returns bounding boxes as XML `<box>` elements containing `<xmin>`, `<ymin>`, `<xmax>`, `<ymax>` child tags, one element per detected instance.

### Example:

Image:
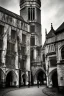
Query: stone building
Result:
<box><xmin>0</xmin><ymin>6</ymin><xmax>30</xmax><ymax>87</ymax></box>
<box><xmin>44</xmin><ymin>24</ymin><xmax>57</xmax><ymax>88</ymax></box>
<box><xmin>44</xmin><ymin>22</ymin><xmax>64</xmax><ymax>90</ymax></box>
<box><xmin>20</xmin><ymin>0</ymin><xmax>45</xmax><ymax>85</ymax></box>
<box><xmin>0</xmin><ymin>0</ymin><xmax>45</xmax><ymax>87</ymax></box>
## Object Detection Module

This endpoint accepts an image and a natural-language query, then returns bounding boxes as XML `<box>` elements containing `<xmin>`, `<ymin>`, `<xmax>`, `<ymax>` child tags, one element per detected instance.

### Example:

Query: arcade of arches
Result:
<box><xmin>0</xmin><ymin>68</ymin><xmax>46</xmax><ymax>88</ymax></box>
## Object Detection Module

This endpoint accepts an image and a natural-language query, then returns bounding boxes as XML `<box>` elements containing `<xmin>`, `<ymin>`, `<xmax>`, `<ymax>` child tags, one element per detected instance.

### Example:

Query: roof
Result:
<box><xmin>0</xmin><ymin>6</ymin><xmax>26</xmax><ymax>22</ymax></box>
<box><xmin>56</xmin><ymin>22</ymin><xmax>64</xmax><ymax>34</ymax></box>
<box><xmin>46</xmin><ymin>29</ymin><xmax>55</xmax><ymax>39</ymax></box>
<box><xmin>46</xmin><ymin>23</ymin><xmax>55</xmax><ymax>39</ymax></box>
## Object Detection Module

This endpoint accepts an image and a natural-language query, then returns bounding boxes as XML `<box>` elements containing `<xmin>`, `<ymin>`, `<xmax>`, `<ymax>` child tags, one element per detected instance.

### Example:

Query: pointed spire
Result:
<box><xmin>51</xmin><ymin>23</ymin><xmax>53</xmax><ymax>30</ymax></box>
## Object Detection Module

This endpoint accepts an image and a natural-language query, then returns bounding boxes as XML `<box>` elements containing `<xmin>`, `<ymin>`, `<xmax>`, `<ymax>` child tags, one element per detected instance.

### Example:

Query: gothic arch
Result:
<box><xmin>6</xmin><ymin>70</ymin><xmax>17</xmax><ymax>87</ymax></box>
<box><xmin>48</xmin><ymin>68</ymin><xmax>58</xmax><ymax>87</ymax></box>
<box><xmin>21</xmin><ymin>72</ymin><xmax>27</xmax><ymax>86</ymax></box>
<box><xmin>48</xmin><ymin>68</ymin><xmax>57</xmax><ymax>77</ymax></box>
<box><xmin>35</xmin><ymin>68</ymin><xmax>46</xmax><ymax>77</ymax></box>
<box><xmin>33</xmin><ymin>68</ymin><xmax>46</xmax><ymax>85</ymax></box>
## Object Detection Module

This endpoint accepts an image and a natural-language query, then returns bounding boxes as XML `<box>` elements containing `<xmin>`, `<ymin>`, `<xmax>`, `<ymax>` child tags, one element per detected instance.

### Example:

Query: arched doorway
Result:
<box><xmin>22</xmin><ymin>74</ymin><xmax>26</xmax><ymax>86</ymax></box>
<box><xmin>51</xmin><ymin>70</ymin><xmax>58</xmax><ymax>87</ymax></box>
<box><xmin>37</xmin><ymin>70</ymin><xmax>46</xmax><ymax>85</ymax></box>
<box><xmin>0</xmin><ymin>69</ymin><xmax>5</xmax><ymax>88</ymax></box>
<box><xmin>6</xmin><ymin>71</ymin><xmax>17</xmax><ymax>87</ymax></box>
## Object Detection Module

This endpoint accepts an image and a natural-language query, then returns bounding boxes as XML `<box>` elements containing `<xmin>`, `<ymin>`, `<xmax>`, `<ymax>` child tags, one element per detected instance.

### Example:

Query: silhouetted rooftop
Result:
<box><xmin>46</xmin><ymin>23</ymin><xmax>55</xmax><ymax>39</ymax></box>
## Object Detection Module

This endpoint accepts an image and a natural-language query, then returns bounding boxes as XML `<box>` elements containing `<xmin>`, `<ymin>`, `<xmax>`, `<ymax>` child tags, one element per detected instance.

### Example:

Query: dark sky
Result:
<box><xmin>0</xmin><ymin>0</ymin><xmax>64</xmax><ymax>44</ymax></box>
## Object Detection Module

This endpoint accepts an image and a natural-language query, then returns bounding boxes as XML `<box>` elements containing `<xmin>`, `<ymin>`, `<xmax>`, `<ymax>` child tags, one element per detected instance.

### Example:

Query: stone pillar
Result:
<box><xmin>25</xmin><ymin>34</ymin><xmax>31</xmax><ymax>85</ymax></box>
<box><xmin>34</xmin><ymin>48</ymin><xmax>37</xmax><ymax>60</ymax></box>
<box><xmin>2</xmin><ymin>24</ymin><xmax>8</xmax><ymax>67</ymax></box>
<box><xmin>15</xmin><ymin>29</ymin><xmax>22</xmax><ymax>87</ymax></box>
<box><xmin>46</xmin><ymin>57</ymin><xmax>50</xmax><ymax>87</ymax></box>
<box><xmin>2</xmin><ymin>78</ymin><xmax>6</xmax><ymax>88</ymax></box>
<box><xmin>25</xmin><ymin>71</ymin><xmax>28</xmax><ymax>85</ymax></box>
<box><xmin>1</xmin><ymin>69</ymin><xmax>6</xmax><ymax>88</ymax></box>
<box><xmin>15</xmin><ymin>70</ymin><xmax>19</xmax><ymax>87</ymax></box>
<box><xmin>46</xmin><ymin>76</ymin><xmax>49</xmax><ymax>87</ymax></box>
<box><xmin>15</xmin><ymin>39</ymin><xmax>19</xmax><ymax>69</ymax></box>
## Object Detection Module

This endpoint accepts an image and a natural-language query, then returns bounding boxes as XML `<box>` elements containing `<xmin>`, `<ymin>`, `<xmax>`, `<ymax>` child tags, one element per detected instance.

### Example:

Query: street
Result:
<box><xmin>4</xmin><ymin>86</ymin><xmax>47</xmax><ymax>96</ymax></box>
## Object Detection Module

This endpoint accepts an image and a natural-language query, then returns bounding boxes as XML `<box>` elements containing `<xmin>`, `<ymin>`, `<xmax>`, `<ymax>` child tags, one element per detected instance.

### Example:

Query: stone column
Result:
<box><xmin>34</xmin><ymin>48</ymin><xmax>37</xmax><ymax>61</ymax></box>
<box><xmin>15</xmin><ymin>39</ymin><xmax>19</xmax><ymax>87</ymax></box>
<box><xmin>46</xmin><ymin>57</ymin><xmax>50</xmax><ymax>87</ymax></box>
<box><xmin>46</xmin><ymin>76</ymin><xmax>49</xmax><ymax>87</ymax></box>
<box><xmin>15</xmin><ymin>29</ymin><xmax>22</xmax><ymax>87</ymax></box>
<box><xmin>1</xmin><ymin>24</ymin><xmax>8</xmax><ymax>87</ymax></box>
<box><xmin>2</xmin><ymin>77</ymin><xmax>6</xmax><ymax>88</ymax></box>
<box><xmin>15</xmin><ymin>39</ymin><xmax>19</xmax><ymax>69</ymax></box>
<box><xmin>2</xmin><ymin>24</ymin><xmax>8</xmax><ymax>67</ymax></box>
<box><xmin>0</xmin><ymin>69</ymin><xmax>6</xmax><ymax>88</ymax></box>
<box><xmin>25</xmin><ymin>34</ymin><xmax>31</xmax><ymax>85</ymax></box>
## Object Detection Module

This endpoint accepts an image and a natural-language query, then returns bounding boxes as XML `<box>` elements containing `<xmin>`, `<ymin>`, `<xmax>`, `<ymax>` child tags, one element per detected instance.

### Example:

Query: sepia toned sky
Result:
<box><xmin>0</xmin><ymin>0</ymin><xmax>64</xmax><ymax>44</ymax></box>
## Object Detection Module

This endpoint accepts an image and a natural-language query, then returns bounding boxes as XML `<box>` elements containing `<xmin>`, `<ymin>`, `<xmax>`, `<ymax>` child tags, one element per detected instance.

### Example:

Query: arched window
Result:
<box><xmin>61</xmin><ymin>47</ymin><xmax>64</xmax><ymax>59</ymax></box>
<box><xmin>28</xmin><ymin>8</ymin><xmax>35</xmax><ymax>21</ymax></box>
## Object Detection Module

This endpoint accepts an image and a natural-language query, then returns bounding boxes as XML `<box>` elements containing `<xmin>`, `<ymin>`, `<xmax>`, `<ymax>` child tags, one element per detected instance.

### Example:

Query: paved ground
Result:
<box><xmin>3</xmin><ymin>86</ymin><xmax>47</xmax><ymax>96</ymax></box>
<box><xmin>0</xmin><ymin>87</ymin><xmax>18</xmax><ymax>96</ymax></box>
<box><xmin>0</xmin><ymin>86</ymin><xmax>64</xmax><ymax>96</ymax></box>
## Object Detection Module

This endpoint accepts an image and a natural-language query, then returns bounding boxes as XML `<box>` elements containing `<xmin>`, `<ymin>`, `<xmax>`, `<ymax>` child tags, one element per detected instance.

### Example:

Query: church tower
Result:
<box><xmin>20</xmin><ymin>0</ymin><xmax>42</xmax><ymax>85</ymax></box>
<box><xmin>20</xmin><ymin>0</ymin><xmax>41</xmax><ymax>44</ymax></box>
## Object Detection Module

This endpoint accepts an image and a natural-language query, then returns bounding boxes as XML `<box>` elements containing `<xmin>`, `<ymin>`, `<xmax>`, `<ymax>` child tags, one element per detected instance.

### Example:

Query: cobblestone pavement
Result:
<box><xmin>42</xmin><ymin>87</ymin><xmax>64</xmax><ymax>96</ymax></box>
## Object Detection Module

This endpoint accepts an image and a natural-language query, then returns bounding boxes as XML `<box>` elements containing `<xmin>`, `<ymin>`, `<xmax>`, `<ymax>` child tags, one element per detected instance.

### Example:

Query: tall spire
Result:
<box><xmin>51</xmin><ymin>23</ymin><xmax>53</xmax><ymax>30</ymax></box>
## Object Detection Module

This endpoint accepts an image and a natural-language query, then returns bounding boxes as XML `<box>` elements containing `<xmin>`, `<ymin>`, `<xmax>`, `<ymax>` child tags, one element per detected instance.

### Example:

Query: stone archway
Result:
<box><xmin>22</xmin><ymin>73</ymin><xmax>26</xmax><ymax>86</ymax></box>
<box><xmin>48</xmin><ymin>68</ymin><xmax>58</xmax><ymax>87</ymax></box>
<box><xmin>0</xmin><ymin>68</ymin><xmax>5</xmax><ymax>88</ymax></box>
<box><xmin>6</xmin><ymin>71</ymin><xmax>17</xmax><ymax>87</ymax></box>
<box><xmin>37</xmin><ymin>70</ymin><xmax>46</xmax><ymax>85</ymax></box>
<box><xmin>34</xmin><ymin>68</ymin><xmax>46</xmax><ymax>85</ymax></box>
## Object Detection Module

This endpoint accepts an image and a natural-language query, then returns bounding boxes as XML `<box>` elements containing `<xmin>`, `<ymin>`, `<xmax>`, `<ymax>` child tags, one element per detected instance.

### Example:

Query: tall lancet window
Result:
<box><xmin>28</xmin><ymin>8</ymin><xmax>35</xmax><ymax>21</ymax></box>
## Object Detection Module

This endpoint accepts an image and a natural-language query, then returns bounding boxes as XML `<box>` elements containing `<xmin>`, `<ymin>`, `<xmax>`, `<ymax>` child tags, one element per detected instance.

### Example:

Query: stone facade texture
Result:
<box><xmin>43</xmin><ymin>23</ymin><xmax>64</xmax><ymax>90</ymax></box>
<box><xmin>0</xmin><ymin>0</ymin><xmax>45</xmax><ymax>87</ymax></box>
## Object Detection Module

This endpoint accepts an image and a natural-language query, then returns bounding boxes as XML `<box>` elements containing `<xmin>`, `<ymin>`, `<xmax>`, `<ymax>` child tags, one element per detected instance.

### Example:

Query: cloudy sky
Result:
<box><xmin>0</xmin><ymin>0</ymin><xmax>64</xmax><ymax>44</ymax></box>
